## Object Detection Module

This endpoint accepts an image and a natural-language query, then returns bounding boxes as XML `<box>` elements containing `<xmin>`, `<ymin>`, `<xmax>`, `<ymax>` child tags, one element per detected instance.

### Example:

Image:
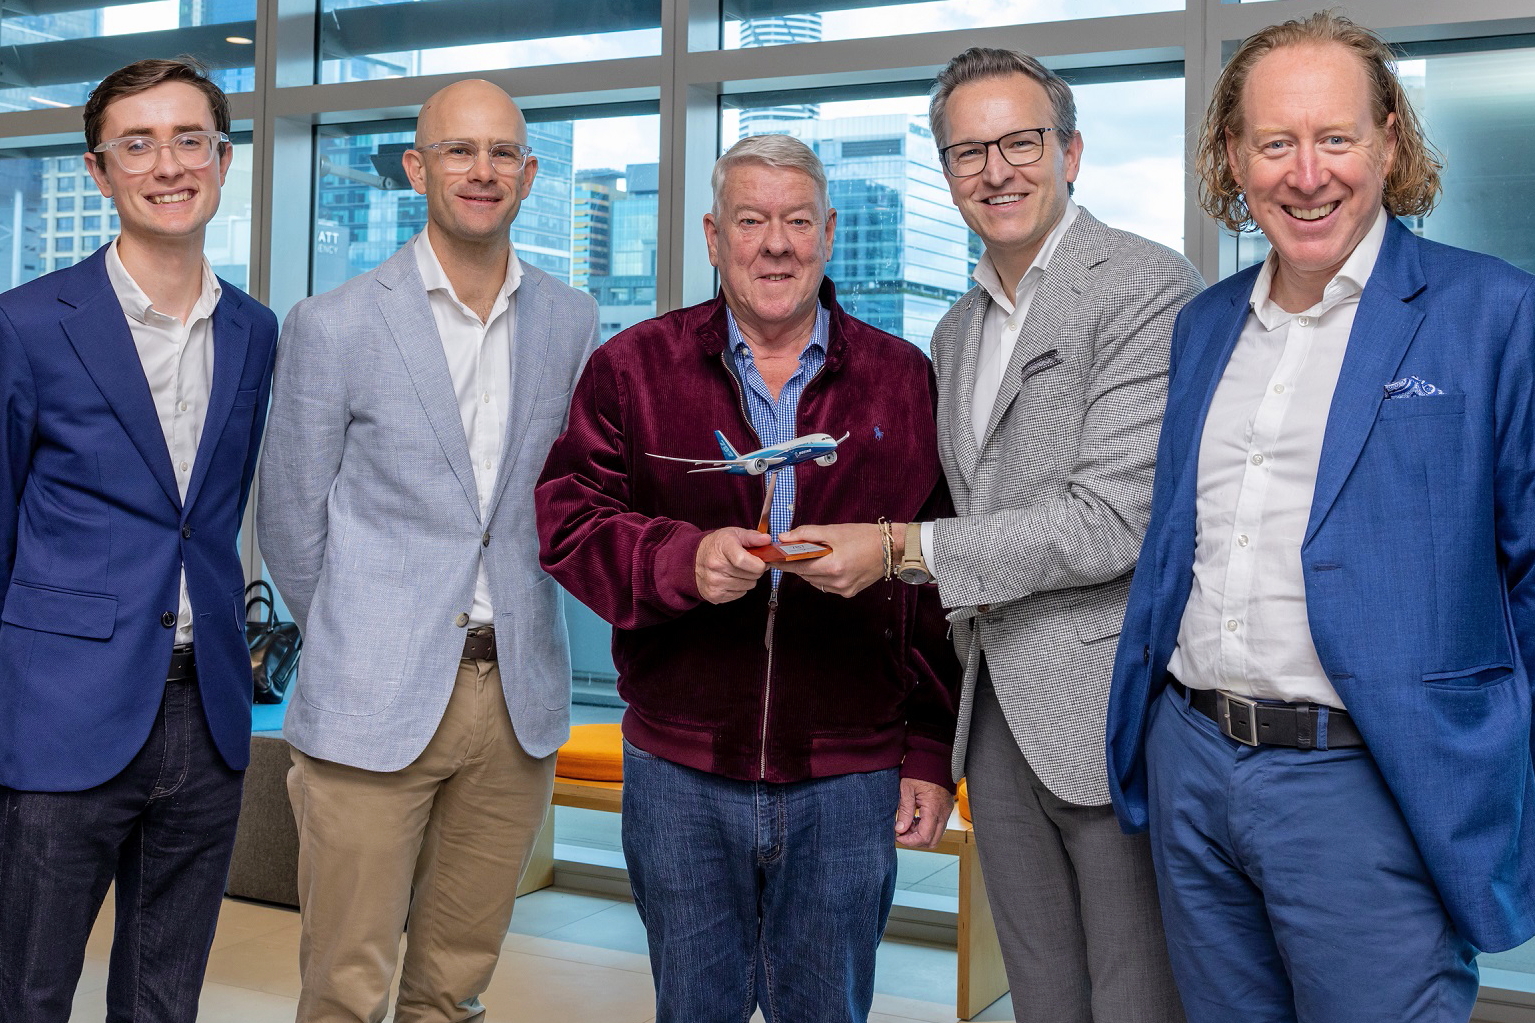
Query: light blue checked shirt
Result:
<box><xmin>727</xmin><ymin>305</ymin><xmax>830</xmax><ymax>558</ymax></box>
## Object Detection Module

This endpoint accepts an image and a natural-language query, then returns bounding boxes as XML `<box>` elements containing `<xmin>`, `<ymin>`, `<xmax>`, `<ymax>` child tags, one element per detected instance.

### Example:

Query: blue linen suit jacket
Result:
<box><xmin>1106</xmin><ymin>217</ymin><xmax>1535</xmax><ymax>953</ymax></box>
<box><xmin>258</xmin><ymin>241</ymin><xmax>600</xmax><ymax>772</ymax></box>
<box><xmin>0</xmin><ymin>247</ymin><xmax>279</xmax><ymax>792</ymax></box>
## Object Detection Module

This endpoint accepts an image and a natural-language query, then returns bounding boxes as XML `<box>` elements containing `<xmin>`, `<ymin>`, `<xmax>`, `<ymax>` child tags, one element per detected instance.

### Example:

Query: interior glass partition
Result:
<box><xmin>0</xmin><ymin>0</ymin><xmax>256</xmax><ymax>113</ymax></box>
<box><xmin>317</xmin><ymin>0</ymin><xmax>662</xmax><ymax>84</ymax></box>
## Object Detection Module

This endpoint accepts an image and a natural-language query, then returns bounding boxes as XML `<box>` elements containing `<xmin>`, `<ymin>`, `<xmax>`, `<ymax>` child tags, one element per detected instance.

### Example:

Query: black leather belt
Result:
<box><xmin>166</xmin><ymin>643</ymin><xmax>198</xmax><ymax>683</ymax></box>
<box><xmin>462</xmin><ymin>626</ymin><xmax>497</xmax><ymax>662</ymax></box>
<box><xmin>1171</xmin><ymin>678</ymin><xmax>1364</xmax><ymax>749</ymax></box>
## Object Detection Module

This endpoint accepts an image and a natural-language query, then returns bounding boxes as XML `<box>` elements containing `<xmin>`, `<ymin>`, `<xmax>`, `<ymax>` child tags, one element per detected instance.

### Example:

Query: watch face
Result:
<box><xmin>898</xmin><ymin>565</ymin><xmax>931</xmax><ymax>585</ymax></box>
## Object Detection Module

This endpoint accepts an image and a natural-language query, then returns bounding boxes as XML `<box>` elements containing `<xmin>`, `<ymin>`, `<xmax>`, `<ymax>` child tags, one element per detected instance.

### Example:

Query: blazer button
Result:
<box><xmin>977</xmin><ymin>603</ymin><xmax>990</xmax><ymax>614</ymax></box>
<box><xmin>1143</xmin><ymin>645</ymin><xmax>1151</xmax><ymax>664</ymax></box>
<box><xmin>181</xmin><ymin>525</ymin><xmax>193</xmax><ymax>538</ymax></box>
<box><xmin>161</xmin><ymin>611</ymin><xmax>176</xmax><ymax>628</ymax></box>
<box><xmin>454</xmin><ymin>612</ymin><xmax>470</xmax><ymax>627</ymax></box>
<box><xmin>482</xmin><ymin>531</ymin><xmax>491</xmax><ymax>548</ymax></box>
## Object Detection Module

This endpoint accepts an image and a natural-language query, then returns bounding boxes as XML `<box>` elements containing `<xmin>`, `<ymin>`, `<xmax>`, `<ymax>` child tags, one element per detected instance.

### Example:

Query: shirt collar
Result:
<box><xmin>971</xmin><ymin>199</ymin><xmax>1079</xmax><ymax>313</ymax></box>
<box><xmin>727</xmin><ymin>303</ymin><xmax>830</xmax><ymax>359</ymax></box>
<box><xmin>104</xmin><ymin>236</ymin><xmax>221</xmax><ymax>326</ymax></box>
<box><xmin>414</xmin><ymin>229</ymin><xmax>522</xmax><ymax>314</ymax></box>
<box><xmin>1249</xmin><ymin>205</ymin><xmax>1390</xmax><ymax>329</ymax></box>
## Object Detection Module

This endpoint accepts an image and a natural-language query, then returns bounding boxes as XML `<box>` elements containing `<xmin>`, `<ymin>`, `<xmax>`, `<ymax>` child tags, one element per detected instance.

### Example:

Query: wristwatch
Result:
<box><xmin>897</xmin><ymin>521</ymin><xmax>933</xmax><ymax>585</ymax></box>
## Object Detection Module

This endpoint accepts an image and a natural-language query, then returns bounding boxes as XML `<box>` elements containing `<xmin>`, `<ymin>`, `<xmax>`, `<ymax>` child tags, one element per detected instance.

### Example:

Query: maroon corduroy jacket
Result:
<box><xmin>535</xmin><ymin>280</ymin><xmax>960</xmax><ymax>787</ymax></box>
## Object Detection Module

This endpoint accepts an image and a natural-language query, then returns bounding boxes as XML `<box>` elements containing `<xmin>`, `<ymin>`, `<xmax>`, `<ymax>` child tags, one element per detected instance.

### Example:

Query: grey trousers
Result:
<box><xmin>966</xmin><ymin>674</ymin><xmax>1184</xmax><ymax>1023</ymax></box>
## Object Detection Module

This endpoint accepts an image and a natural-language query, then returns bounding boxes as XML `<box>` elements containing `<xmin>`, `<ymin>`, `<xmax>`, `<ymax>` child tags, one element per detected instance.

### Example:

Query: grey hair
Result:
<box><xmin>711</xmin><ymin>134</ymin><xmax>830</xmax><ymax>216</ymax></box>
<box><xmin>928</xmin><ymin>46</ymin><xmax>1077</xmax><ymax>149</ymax></box>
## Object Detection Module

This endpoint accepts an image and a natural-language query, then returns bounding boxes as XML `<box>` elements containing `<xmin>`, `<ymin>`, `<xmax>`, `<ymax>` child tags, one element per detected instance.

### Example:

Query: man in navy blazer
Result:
<box><xmin>1106</xmin><ymin>12</ymin><xmax>1535</xmax><ymax>1023</ymax></box>
<box><xmin>0</xmin><ymin>60</ymin><xmax>277</xmax><ymax>1022</ymax></box>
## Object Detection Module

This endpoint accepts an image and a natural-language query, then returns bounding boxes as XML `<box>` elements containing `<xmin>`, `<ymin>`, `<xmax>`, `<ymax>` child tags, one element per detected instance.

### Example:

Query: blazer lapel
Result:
<box><xmin>182</xmin><ymin>289</ymin><xmax>251</xmax><ymax>513</ymax></box>
<box><xmin>947</xmin><ymin>293</ymin><xmax>987</xmax><ymax>487</ymax></box>
<box><xmin>1305</xmin><ymin>220</ymin><xmax>1426</xmax><ymax>543</ymax></box>
<box><xmin>976</xmin><ymin>212</ymin><xmax>1103</xmax><ymax>454</ymax></box>
<box><xmin>375</xmin><ymin>246</ymin><xmax>481</xmax><ymax>518</ymax></box>
<box><xmin>57</xmin><ymin>256</ymin><xmax>180</xmax><ymax>509</ymax></box>
<box><xmin>486</xmin><ymin>263</ymin><xmax>554</xmax><ymax>517</ymax></box>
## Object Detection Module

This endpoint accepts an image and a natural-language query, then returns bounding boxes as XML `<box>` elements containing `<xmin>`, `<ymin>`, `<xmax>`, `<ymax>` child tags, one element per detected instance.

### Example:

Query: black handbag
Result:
<box><xmin>245</xmin><ymin>579</ymin><xmax>302</xmax><ymax>704</ymax></box>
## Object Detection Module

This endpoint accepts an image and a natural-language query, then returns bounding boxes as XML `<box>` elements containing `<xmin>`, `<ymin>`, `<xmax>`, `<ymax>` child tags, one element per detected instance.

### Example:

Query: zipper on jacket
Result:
<box><xmin>761</xmin><ymin>575</ymin><xmax>780</xmax><ymax>779</ymax></box>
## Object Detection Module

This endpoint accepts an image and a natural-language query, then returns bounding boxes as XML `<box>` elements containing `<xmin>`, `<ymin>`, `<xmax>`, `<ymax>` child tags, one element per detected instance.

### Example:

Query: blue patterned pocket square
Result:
<box><xmin>1383</xmin><ymin>375</ymin><xmax>1444</xmax><ymax>398</ymax></box>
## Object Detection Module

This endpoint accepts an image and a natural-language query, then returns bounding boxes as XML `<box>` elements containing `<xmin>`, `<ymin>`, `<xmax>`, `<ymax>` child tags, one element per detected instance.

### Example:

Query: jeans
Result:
<box><xmin>0</xmin><ymin>676</ymin><xmax>245</xmax><ymax>1023</ymax></box>
<box><xmin>621</xmin><ymin>741</ymin><xmax>899</xmax><ymax>1023</ymax></box>
<box><xmin>1145</xmin><ymin>684</ymin><xmax>1479</xmax><ymax>1023</ymax></box>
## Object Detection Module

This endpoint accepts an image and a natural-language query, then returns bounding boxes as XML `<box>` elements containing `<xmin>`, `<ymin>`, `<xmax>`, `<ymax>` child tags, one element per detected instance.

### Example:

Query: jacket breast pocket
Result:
<box><xmin>529</xmin><ymin>388</ymin><xmax>575</xmax><ymax>422</ymax></box>
<box><xmin>1376</xmin><ymin>393</ymin><xmax>1465</xmax><ymax>421</ymax></box>
<box><xmin>1</xmin><ymin>580</ymin><xmax>118</xmax><ymax>640</ymax></box>
<box><xmin>232</xmin><ymin>386</ymin><xmax>261</xmax><ymax>410</ymax></box>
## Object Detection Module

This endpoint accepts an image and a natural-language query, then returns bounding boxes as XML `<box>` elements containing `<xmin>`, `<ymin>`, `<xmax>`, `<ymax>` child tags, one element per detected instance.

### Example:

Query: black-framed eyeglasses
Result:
<box><xmin>417</xmin><ymin>140</ymin><xmax>533</xmax><ymax>173</ymax></box>
<box><xmin>939</xmin><ymin>127</ymin><xmax>1061</xmax><ymax>178</ymax></box>
<box><xmin>92</xmin><ymin>130</ymin><xmax>229</xmax><ymax>174</ymax></box>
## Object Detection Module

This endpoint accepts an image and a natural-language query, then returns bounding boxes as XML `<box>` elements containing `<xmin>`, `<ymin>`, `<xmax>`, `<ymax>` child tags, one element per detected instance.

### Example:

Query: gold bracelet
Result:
<box><xmin>878</xmin><ymin>517</ymin><xmax>894</xmax><ymax>581</ymax></box>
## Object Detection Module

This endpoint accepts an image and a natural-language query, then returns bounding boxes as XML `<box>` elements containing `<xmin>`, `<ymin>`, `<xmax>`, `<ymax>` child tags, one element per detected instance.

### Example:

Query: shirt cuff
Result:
<box><xmin>919</xmin><ymin>520</ymin><xmax>936</xmax><ymax>573</ymax></box>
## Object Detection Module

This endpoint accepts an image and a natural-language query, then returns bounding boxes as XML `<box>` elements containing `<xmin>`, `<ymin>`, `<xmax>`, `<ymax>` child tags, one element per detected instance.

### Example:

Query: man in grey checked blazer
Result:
<box><xmin>258</xmin><ymin>80</ymin><xmax>599</xmax><ymax>1023</ymax></box>
<box><xmin>788</xmin><ymin>48</ymin><xmax>1202</xmax><ymax>1022</ymax></box>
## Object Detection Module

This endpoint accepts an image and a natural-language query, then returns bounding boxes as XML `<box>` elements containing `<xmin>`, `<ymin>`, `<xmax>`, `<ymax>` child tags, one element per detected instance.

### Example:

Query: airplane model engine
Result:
<box><xmin>815</xmin><ymin>451</ymin><xmax>837</xmax><ymax>466</ymax></box>
<box><xmin>748</xmin><ymin>457</ymin><xmax>771</xmax><ymax>475</ymax></box>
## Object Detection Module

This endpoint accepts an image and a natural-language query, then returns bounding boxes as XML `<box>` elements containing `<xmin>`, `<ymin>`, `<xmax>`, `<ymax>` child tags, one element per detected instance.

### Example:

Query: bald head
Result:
<box><xmin>414</xmin><ymin>79</ymin><xmax>527</xmax><ymax>149</ymax></box>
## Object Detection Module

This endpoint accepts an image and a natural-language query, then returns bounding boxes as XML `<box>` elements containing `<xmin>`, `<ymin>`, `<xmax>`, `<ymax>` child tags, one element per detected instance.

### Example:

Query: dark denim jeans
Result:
<box><xmin>0</xmin><ymin>676</ymin><xmax>245</xmax><ymax>1023</ymax></box>
<box><xmin>621</xmin><ymin>740</ymin><xmax>899</xmax><ymax>1023</ymax></box>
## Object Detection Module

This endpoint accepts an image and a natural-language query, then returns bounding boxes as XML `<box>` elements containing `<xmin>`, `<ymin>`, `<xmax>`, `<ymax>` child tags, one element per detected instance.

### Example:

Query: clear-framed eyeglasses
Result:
<box><xmin>418</xmin><ymin>140</ymin><xmax>533</xmax><ymax>174</ymax></box>
<box><xmin>939</xmin><ymin>127</ymin><xmax>1061</xmax><ymax>178</ymax></box>
<box><xmin>92</xmin><ymin>130</ymin><xmax>230</xmax><ymax>174</ymax></box>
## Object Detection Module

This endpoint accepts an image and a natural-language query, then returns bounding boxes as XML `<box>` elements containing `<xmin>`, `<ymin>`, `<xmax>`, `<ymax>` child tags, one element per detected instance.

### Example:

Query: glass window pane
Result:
<box><xmin>0</xmin><ymin>0</ymin><xmax>256</xmax><ymax>112</ymax></box>
<box><xmin>722</xmin><ymin>75</ymin><xmax>1186</xmax><ymax>350</ymax></box>
<box><xmin>0</xmin><ymin>141</ymin><xmax>252</xmax><ymax>293</ymax></box>
<box><xmin>318</xmin><ymin>0</ymin><xmax>660</xmax><ymax>85</ymax></box>
<box><xmin>722</xmin><ymin>0</ymin><xmax>1179</xmax><ymax>50</ymax></box>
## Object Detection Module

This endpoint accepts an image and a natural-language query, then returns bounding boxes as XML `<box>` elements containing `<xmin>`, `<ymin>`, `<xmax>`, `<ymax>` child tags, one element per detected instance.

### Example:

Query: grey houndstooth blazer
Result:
<box><xmin>931</xmin><ymin>208</ymin><xmax>1203</xmax><ymax>804</ymax></box>
<box><xmin>257</xmin><ymin>240</ymin><xmax>600</xmax><ymax>771</ymax></box>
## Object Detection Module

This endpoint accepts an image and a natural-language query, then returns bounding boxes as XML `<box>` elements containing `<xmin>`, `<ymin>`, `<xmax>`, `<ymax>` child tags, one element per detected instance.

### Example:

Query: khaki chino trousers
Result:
<box><xmin>287</xmin><ymin>658</ymin><xmax>557</xmax><ymax>1023</ymax></box>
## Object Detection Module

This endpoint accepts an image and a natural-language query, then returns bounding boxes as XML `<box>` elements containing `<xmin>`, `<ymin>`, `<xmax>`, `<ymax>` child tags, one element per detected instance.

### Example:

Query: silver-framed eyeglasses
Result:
<box><xmin>92</xmin><ymin>130</ymin><xmax>229</xmax><ymax>173</ymax></box>
<box><xmin>418</xmin><ymin>140</ymin><xmax>533</xmax><ymax>174</ymax></box>
<box><xmin>939</xmin><ymin>127</ymin><xmax>1061</xmax><ymax>178</ymax></box>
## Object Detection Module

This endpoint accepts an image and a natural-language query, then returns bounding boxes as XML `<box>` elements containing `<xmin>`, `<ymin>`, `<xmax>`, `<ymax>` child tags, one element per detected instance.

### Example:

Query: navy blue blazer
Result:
<box><xmin>1107</xmin><ymin>217</ymin><xmax>1535</xmax><ymax>953</ymax></box>
<box><xmin>0</xmin><ymin>247</ymin><xmax>278</xmax><ymax>792</ymax></box>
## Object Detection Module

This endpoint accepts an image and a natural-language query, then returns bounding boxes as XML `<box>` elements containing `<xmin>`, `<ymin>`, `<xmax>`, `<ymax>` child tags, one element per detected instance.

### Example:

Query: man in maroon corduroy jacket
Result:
<box><xmin>536</xmin><ymin>134</ymin><xmax>959</xmax><ymax>1023</ymax></box>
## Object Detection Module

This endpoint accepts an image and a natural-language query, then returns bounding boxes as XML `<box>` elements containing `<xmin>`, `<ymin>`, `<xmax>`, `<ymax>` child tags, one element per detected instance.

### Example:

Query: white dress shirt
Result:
<box><xmin>1168</xmin><ymin>207</ymin><xmax>1390</xmax><ymax>708</ymax></box>
<box><xmin>921</xmin><ymin>201</ymin><xmax>1080</xmax><ymax>564</ymax></box>
<box><xmin>105</xmin><ymin>238</ymin><xmax>221</xmax><ymax>646</ymax></box>
<box><xmin>414</xmin><ymin>230</ymin><xmax>520</xmax><ymax>627</ymax></box>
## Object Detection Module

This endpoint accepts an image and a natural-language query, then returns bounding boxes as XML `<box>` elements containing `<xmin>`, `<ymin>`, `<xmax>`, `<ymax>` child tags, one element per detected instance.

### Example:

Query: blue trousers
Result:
<box><xmin>620</xmin><ymin>741</ymin><xmax>899</xmax><ymax>1023</ymax></box>
<box><xmin>1145</xmin><ymin>684</ymin><xmax>1479</xmax><ymax>1023</ymax></box>
<box><xmin>0</xmin><ymin>676</ymin><xmax>244</xmax><ymax>1023</ymax></box>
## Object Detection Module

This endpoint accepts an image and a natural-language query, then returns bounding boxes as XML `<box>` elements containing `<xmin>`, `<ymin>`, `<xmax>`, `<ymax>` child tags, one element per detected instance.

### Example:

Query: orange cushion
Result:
<box><xmin>556</xmin><ymin>723</ymin><xmax>624</xmax><ymax>782</ymax></box>
<box><xmin>956</xmin><ymin>778</ymin><xmax>971</xmax><ymax>823</ymax></box>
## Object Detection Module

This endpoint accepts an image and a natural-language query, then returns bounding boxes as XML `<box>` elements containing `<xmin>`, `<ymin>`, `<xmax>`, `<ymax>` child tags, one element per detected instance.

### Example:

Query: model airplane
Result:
<box><xmin>648</xmin><ymin>430</ymin><xmax>850</xmax><ymax>476</ymax></box>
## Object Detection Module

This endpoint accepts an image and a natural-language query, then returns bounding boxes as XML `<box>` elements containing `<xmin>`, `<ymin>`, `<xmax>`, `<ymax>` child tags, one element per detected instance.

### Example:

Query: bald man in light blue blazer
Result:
<box><xmin>258</xmin><ymin>79</ymin><xmax>599</xmax><ymax>1023</ymax></box>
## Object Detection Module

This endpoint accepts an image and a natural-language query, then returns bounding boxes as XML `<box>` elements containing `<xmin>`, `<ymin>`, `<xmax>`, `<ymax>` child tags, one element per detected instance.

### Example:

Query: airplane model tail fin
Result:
<box><xmin>714</xmin><ymin>430</ymin><xmax>741</xmax><ymax>461</ymax></box>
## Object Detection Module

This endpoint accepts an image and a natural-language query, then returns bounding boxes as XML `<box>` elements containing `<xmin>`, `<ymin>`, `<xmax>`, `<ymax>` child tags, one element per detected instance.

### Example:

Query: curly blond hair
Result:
<box><xmin>1196</xmin><ymin>10</ymin><xmax>1442</xmax><ymax>233</ymax></box>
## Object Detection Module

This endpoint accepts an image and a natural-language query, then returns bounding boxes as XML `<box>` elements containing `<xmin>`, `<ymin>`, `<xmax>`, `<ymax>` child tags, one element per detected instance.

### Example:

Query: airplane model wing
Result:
<box><xmin>645</xmin><ymin>451</ymin><xmax>788</xmax><ymax>475</ymax></box>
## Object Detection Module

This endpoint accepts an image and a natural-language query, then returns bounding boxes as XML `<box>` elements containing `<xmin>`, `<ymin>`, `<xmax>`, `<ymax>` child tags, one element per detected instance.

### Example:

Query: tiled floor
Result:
<box><xmin>68</xmin><ymin>887</ymin><xmax>1015</xmax><ymax>1022</ymax></box>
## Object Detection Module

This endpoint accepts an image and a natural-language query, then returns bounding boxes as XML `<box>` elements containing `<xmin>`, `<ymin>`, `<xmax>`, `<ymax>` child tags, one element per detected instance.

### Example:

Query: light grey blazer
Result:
<box><xmin>931</xmin><ymin>208</ymin><xmax>1203</xmax><ymax>804</ymax></box>
<box><xmin>257</xmin><ymin>240</ymin><xmax>600</xmax><ymax>771</ymax></box>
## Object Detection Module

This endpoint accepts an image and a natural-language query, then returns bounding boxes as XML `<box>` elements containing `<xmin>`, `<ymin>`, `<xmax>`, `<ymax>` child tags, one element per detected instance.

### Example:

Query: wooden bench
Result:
<box><xmin>522</xmin><ymin>729</ymin><xmax>1007</xmax><ymax>1021</ymax></box>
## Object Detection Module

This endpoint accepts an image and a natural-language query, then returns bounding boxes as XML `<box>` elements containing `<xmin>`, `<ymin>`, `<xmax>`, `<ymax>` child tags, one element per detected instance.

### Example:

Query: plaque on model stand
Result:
<box><xmin>744</xmin><ymin>472</ymin><xmax>830</xmax><ymax>563</ymax></box>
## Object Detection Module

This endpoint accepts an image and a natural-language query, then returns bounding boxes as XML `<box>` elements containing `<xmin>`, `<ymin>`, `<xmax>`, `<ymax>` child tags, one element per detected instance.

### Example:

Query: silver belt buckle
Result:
<box><xmin>1217</xmin><ymin>691</ymin><xmax>1261</xmax><ymax>746</ymax></box>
